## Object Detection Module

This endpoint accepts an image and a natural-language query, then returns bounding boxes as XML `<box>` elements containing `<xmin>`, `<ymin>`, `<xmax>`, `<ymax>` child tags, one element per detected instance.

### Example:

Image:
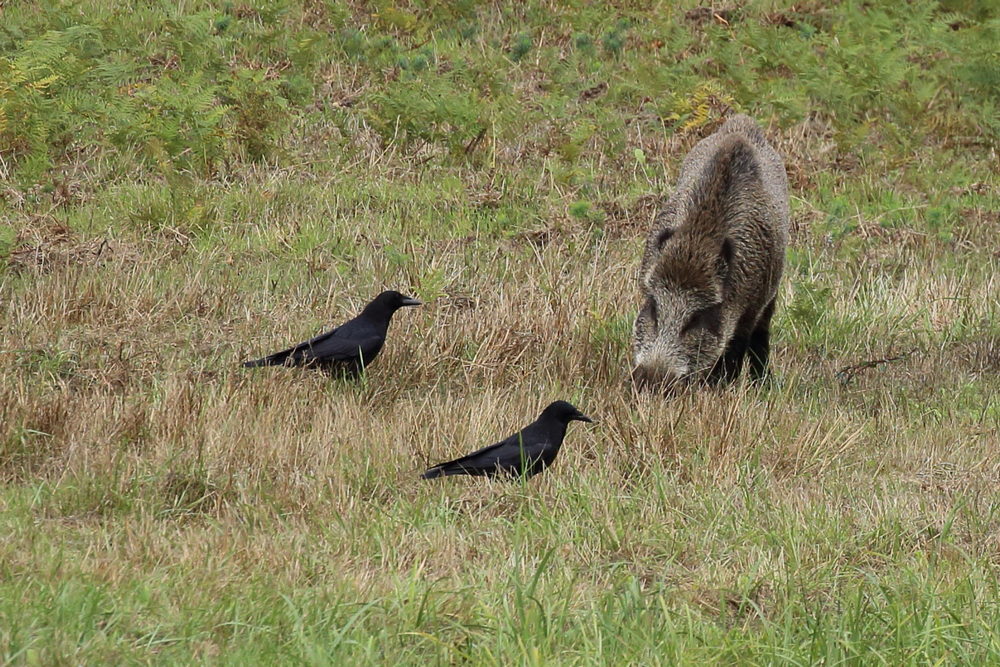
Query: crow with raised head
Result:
<box><xmin>421</xmin><ymin>401</ymin><xmax>593</xmax><ymax>480</ymax></box>
<box><xmin>242</xmin><ymin>290</ymin><xmax>421</xmax><ymax>374</ymax></box>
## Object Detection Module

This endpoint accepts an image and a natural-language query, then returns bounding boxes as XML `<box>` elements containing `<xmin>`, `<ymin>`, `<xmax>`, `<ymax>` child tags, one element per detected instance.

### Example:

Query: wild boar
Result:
<box><xmin>633</xmin><ymin>114</ymin><xmax>789</xmax><ymax>391</ymax></box>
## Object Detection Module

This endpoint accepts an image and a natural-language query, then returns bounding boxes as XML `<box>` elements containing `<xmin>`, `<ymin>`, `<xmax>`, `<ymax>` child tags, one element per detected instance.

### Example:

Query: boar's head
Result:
<box><xmin>632</xmin><ymin>227</ymin><xmax>733</xmax><ymax>392</ymax></box>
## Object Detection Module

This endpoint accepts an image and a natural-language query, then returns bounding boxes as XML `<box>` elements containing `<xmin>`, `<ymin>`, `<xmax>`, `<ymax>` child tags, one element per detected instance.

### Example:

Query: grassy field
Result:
<box><xmin>2</xmin><ymin>0</ymin><xmax>999</xmax><ymax>663</ymax></box>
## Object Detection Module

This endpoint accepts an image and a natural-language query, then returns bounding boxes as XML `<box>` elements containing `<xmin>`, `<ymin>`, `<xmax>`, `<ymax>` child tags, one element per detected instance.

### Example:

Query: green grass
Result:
<box><xmin>2</xmin><ymin>0</ymin><xmax>999</xmax><ymax>663</ymax></box>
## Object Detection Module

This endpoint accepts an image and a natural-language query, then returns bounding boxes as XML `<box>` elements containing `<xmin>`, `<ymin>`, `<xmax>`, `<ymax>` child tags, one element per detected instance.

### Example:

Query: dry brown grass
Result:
<box><xmin>2</xmin><ymin>0</ymin><xmax>999</xmax><ymax>661</ymax></box>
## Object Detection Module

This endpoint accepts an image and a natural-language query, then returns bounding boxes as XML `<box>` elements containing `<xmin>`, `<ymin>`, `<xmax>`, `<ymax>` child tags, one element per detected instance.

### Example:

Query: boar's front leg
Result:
<box><xmin>746</xmin><ymin>298</ymin><xmax>776</xmax><ymax>382</ymax></box>
<box><xmin>708</xmin><ymin>336</ymin><xmax>749</xmax><ymax>385</ymax></box>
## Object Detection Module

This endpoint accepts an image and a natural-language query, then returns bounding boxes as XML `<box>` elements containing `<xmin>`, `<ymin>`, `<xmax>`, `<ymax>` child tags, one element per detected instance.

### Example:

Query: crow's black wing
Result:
<box><xmin>301</xmin><ymin>331</ymin><xmax>382</xmax><ymax>364</ymax></box>
<box><xmin>421</xmin><ymin>436</ymin><xmax>513</xmax><ymax>478</ymax></box>
<box><xmin>243</xmin><ymin>328</ymin><xmax>381</xmax><ymax>367</ymax></box>
<box><xmin>421</xmin><ymin>432</ymin><xmax>548</xmax><ymax>479</ymax></box>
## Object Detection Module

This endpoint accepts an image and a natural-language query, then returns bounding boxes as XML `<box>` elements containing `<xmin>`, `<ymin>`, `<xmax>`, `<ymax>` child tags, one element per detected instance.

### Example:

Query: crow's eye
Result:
<box><xmin>681</xmin><ymin>304</ymin><xmax>721</xmax><ymax>335</ymax></box>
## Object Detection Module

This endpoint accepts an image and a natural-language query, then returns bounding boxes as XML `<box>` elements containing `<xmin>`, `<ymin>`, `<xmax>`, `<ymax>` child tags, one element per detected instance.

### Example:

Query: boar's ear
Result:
<box><xmin>718</xmin><ymin>237</ymin><xmax>734</xmax><ymax>274</ymax></box>
<box><xmin>656</xmin><ymin>227</ymin><xmax>674</xmax><ymax>249</ymax></box>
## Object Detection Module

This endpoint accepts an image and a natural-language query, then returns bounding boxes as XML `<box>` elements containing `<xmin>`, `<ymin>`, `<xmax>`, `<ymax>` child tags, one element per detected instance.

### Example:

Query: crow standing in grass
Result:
<box><xmin>242</xmin><ymin>290</ymin><xmax>421</xmax><ymax>374</ymax></box>
<box><xmin>421</xmin><ymin>401</ymin><xmax>593</xmax><ymax>480</ymax></box>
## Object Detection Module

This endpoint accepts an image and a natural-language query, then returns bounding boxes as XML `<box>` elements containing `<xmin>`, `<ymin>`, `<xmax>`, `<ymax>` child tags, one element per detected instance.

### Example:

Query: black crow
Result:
<box><xmin>242</xmin><ymin>290</ymin><xmax>421</xmax><ymax>374</ymax></box>
<box><xmin>421</xmin><ymin>400</ymin><xmax>592</xmax><ymax>480</ymax></box>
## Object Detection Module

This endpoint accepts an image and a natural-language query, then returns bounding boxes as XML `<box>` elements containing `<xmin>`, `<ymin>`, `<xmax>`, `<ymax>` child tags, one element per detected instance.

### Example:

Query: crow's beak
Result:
<box><xmin>401</xmin><ymin>297</ymin><xmax>422</xmax><ymax>307</ymax></box>
<box><xmin>574</xmin><ymin>413</ymin><xmax>594</xmax><ymax>423</ymax></box>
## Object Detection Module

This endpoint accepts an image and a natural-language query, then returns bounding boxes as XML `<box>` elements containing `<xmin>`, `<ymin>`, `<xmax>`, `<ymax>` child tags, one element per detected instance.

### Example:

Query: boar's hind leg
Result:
<box><xmin>747</xmin><ymin>298</ymin><xmax>776</xmax><ymax>382</ymax></box>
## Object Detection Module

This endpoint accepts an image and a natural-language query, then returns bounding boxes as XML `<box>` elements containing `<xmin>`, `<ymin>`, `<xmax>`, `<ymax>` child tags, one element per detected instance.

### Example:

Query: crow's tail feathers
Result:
<box><xmin>421</xmin><ymin>462</ymin><xmax>493</xmax><ymax>479</ymax></box>
<box><xmin>241</xmin><ymin>349</ymin><xmax>294</xmax><ymax>368</ymax></box>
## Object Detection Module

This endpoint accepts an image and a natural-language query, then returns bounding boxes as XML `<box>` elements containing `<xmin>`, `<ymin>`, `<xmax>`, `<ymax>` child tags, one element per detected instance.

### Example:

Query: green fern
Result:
<box><xmin>664</xmin><ymin>81</ymin><xmax>737</xmax><ymax>132</ymax></box>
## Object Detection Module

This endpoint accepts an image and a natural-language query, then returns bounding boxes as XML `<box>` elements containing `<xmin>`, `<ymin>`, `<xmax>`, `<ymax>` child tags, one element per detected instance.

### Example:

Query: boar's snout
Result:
<box><xmin>632</xmin><ymin>362</ymin><xmax>682</xmax><ymax>395</ymax></box>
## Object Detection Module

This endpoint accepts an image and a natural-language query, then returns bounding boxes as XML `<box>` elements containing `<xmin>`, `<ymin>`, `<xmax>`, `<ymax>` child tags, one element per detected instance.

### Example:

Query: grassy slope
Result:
<box><xmin>2</xmin><ymin>0</ymin><xmax>999</xmax><ymax>663</ymax></box>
